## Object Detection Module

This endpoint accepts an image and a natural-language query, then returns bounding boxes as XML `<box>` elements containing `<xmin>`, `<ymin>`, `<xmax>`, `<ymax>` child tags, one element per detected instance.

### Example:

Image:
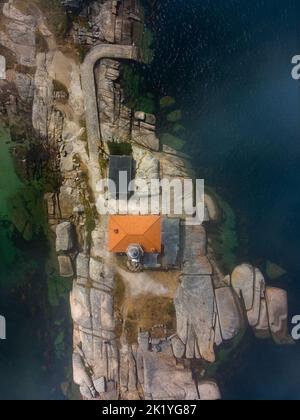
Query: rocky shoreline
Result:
<box><xmin>0</xmin><ymin>0</ymin><xmax>293</xmax><ymax>400</ymax></box>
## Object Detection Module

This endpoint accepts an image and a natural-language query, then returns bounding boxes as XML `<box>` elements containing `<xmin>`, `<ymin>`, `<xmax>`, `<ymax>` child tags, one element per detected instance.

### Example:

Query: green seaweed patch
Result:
<box><xmin>161</xmin><ymin>133</ymin><xmax>185</xmax><ymax>151</ymax></box>
<box><xmin>8</xmin><ymin>180</ymin><xmax>48</xmax><ymax>241</ymax></box>
<box><xmin>122</xmin><ymin>64</ymin><xmax>156</xmax><ymax>114</ymax></box>
<box><xmin>205</xmin><ymin>330</ymin><xmax>246</xmax><ymax>378</ymax></box>
<box><xmin>206</xmin><ymin>187</ymin><xmax>239</xmax><ymax>273</ymax></box>
<box><xmin>166</xmin><ymin>110</ymin><xmax>182</xmax><ymax>123</ymax></box>
<box><xmin>54</xmin><ymin>331</ymin><xmax>65</xmax><ymax>360</ymax></box>
<box><xmin>266</xmin><ymin>261</ymin><xmax>287</xmax><ymax>280</ymax></box>
<box><xmin>160</xmin><ymin>96</ymin><xmax>176</xmax><ymax>109</ymax></box>
<box><xmin>172</xmin><ymin>123</ymin><xmax>185</xmax><ymax>135</ymax></box>
<box><xmin>140</xmin><ymin>27</ymin><xmax>154</xmax><ymax>64</ymax></box>
<box><xmin>137</xmin><ymin>94</ymin><xmax>156</xmax><ymax>114</ymax></box>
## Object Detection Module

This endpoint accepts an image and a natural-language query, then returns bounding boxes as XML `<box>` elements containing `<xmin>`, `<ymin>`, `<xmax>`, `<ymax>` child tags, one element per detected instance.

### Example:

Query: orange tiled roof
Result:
<box><xmin>108</xmin><ymin>215</ymin><xmax>162</xmax><ymax>253</ymax></box>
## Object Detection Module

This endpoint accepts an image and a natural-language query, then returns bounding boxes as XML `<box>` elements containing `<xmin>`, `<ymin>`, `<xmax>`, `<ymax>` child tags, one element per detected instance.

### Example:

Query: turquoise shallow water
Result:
<box><xmin>0</xmin><ymin>124</ymin><xmax>67</xmax><ymax>400</ymax></box>
<box><xmin>145</xmin><ymin>0</ymin><xmax>300</xmax><ymax>399</ymax></box>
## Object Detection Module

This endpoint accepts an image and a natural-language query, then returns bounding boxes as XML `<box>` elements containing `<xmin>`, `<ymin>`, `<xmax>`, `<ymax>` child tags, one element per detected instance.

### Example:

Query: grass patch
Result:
<box><xmin>125</xmin><ymin>296</ymin><xmax>176</xmax><ymax>344</ymax></box>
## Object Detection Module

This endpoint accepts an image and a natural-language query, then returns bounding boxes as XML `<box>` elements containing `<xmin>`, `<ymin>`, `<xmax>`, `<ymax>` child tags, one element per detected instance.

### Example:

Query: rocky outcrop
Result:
<box><xmin>132</xmin><ymin>111</ymin><xmax>160</xmax><ymax>152</ymax></box>
<box><xmin>95</xmin><ymin>58</ymin><xmax>133</xmax><ymax>143</ymax></box>
<box><xmin>70</xmin><ymin>266</ymin><xmax>119</xmax><ymax>400</ymax></box>
<box><xmin>266</xmin><ymin>287</ymin><xmax>292</xmax><ymax>344</ymax></box>
<box><xmin>58</xmin><ymin>255</ymin><xmax>74</xmax><ymax>278</ymax></box>
<box><xmin>174</xmin><ymin>222</ymin><xmax>245</xmax><ymax>363</ymax></box>
<box><xmin>215</xmin><ymin>287</ymin><xmax>245</xmax><ymax>342</ymax></box>
<box><xmin>136</xmin><ymin>334</ymin><xmax>221</xmax><ymax>400</ymax></box>
<box><xmin>0</xmin><ymin>2</ymin><xmax>37</xmax><ymax>66</ymax></box>
<box><xmin>72</xmin><ymin>0</ymin><xmax>142</xmax><ymax>46</ymax></box>
<box><xmin>231</xmin><ymin>264</ymin><xmax>292</xmax><ymax>343</ymax></box>
<box><xmin>32</xmin><ymin>53</ymin><xmax>54</xmax><ymax>137</ymax></box>
<box><xmin>175</xmin><ymin>274</ymin><xmax>217</xmax><ymax>362</ymax></box>
<box><xmin>56</xmin><ymin>222</ymin><xmax>75</xmax><ymax>252</ymax></box>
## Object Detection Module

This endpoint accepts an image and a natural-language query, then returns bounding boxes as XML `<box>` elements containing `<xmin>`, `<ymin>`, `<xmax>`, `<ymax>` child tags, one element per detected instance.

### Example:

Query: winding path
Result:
<box><xmin>81</xmin><ymin>44</ymin><xmax>139</xmax><ymax>162</ymax></box>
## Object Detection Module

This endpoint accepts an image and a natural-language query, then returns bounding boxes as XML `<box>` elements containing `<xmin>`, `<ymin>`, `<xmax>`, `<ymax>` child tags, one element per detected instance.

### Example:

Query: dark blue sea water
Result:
<box><xmin>145</xmin><ymin>0</ymin><xmax>300</xmax><ymax>399</ymax></box>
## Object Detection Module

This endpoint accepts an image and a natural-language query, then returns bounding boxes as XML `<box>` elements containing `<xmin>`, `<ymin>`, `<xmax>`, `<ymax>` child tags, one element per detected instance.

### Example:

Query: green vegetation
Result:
<box><xmin>166</xmin><ymin>109</ymin><xmax>182</xmax><ymax>123</ymax></box>
<box><xmin>158</xmin><ymin>96</ymin><xmax>186</xmax><ymax>151</ymax></box>
<box><xmin>160</xmin><ymin>96</ymin><xmax>176</xmax><ymax>109</ymax></box>
<box><xmin>54</xmin><ymin>331</ymin><xmax>65</xmax><ymax>359</ymax></box>
<box><xmin>206</xmin><ymin>188</ymin><xmax>239</xmax><ymax>274</ymax></box>
<box><xmin>122</xmin><ymin>64</ymin><xmax>156</xmax><ymax>114</ymax></box>
<box><xmin>205</xmin><ymin>330</ymin><xmax>246</xmax><ymax>377</ymax></box>
<box><xmin>46</xmin><ymin>241</ymin><xmax>72</xmax><ymax>363</ymax></box>
<box><xmin>161</xmin><ymin>133</ymin><xmax>185</xmax><ymax>151</ymax></box>
<box><xmin>99</xmin><ymin>155</ymin><xmax>108</xmax><ymax>176</ymax></box>
<box><xmin>85</xmin><ymin>204</ymin><xmax>97</xmax><ymax>238</ymax></box>
<box><xmin>46</xmin><ymin>257</ymin><xmax>71</xmax><ymax>308</ymax></box>
<box><xmin>34</xmin><ymin>0</ymin><xmax>68</xmax><ymax>41</ymax></box>
<box><xmin>140</xmin><ymin>27</ymin><xmax>155</xmax><ymax>64</ymax></box>
<box><xmin>266</xmin><ymin>261</ymin><xmax>287</xmax><ymax>280</ymax></box>
<box><xmin>0</xmin><ymin>126</ymin><xmax>22</xmax><ymax>217</ymax></box>
<box><xmin>8</xmin><ymin>180</ymin><xmax>47</xmax><ymax>241</ymax></box>
<box><xmin>108</xmin><ymin>141</ymin><xmax>133</xmax><ymax>156</ymax></box>
<box><xmin>79</xmin><ymin>189</ymin><xmax>97</xmax><ymax>247</ymax></box>
<box><xmin>172</xmin><ymin>123</ymin><xmax>185</xmax><ymax>135</ymax></box>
